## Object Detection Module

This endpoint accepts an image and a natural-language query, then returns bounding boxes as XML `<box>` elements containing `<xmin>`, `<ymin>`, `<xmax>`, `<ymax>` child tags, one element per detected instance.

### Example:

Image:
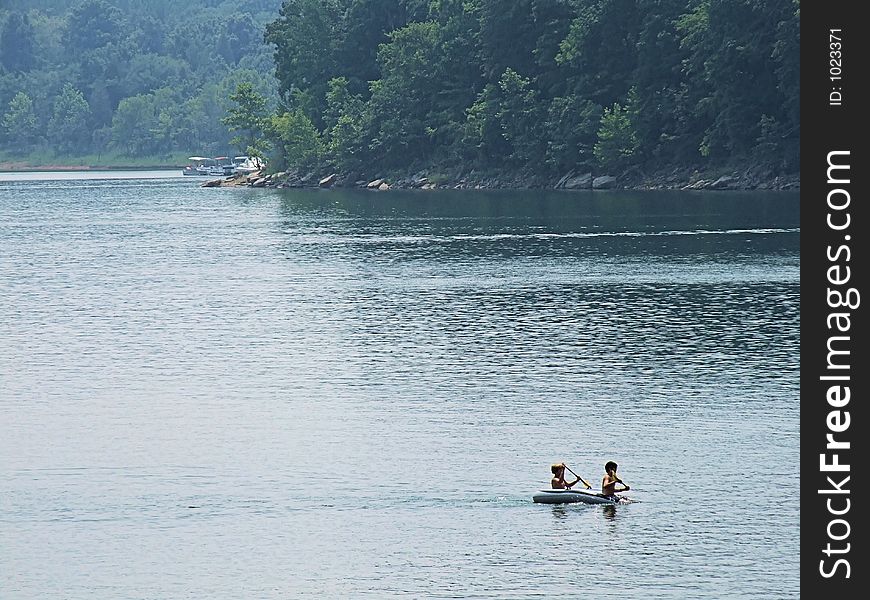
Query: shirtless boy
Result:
<box><xmin>551</xmin><ymin>463</ymin><xmax>590</xmax><ymax>489</ymax></box>
<box><xmin>601</xmin><ymin>461</ymin><xmax>630</xmax><ymax>497</ymax></box>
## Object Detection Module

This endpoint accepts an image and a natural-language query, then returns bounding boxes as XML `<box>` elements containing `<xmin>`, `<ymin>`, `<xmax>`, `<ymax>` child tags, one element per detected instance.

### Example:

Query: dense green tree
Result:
<box><xmin>769</xmin><ymin>0</ymin><xmax>799</xmax><ymax>170</ymax></box>
<box><xmin>364</xmin><ymin>20</ymin><xmax>446</xmax><ymax>168</ymax></box>
<box><xmin>85</xmin><ymin>79</ymin><xmax>115</xmax><ymax>128</ymax></box>
<box><xmin>2</xmin><ymin>91</ymin><xmax>40</xmax><ymax>148</ymax></box>
<box><xmin>184</xmin><ymin>82</ymin><xmax>236</xmax><ymax>155</ymax></box>
<box><xmin>423</xmin><ymin>0</ymin><xmax>485</xmax><ymax>161</ymax></box>
<box><xmin>221</xmin><ymin>82</ymin><xmax>270</xmax><ymax>157</ymax></box>
<box><xmin>62</xmin><ymin>0</ymin><xmax>126</xmax><ymax>53</ymax></box>
<box><xmin>628</xmin><ymin>0</ymin><xmax>690</xmax><ymax>162</ymax></box>
<box><xmin>335</xmin><ymin>0</ymin><xmax>419</xmax><ymax>96</ymax></box>
<box><xmin>678</xmin><ymin>0</ymin><xmax>795</xmax><ymax>161</ymax></box>
<box><xmin>543</xmin><ymin>95</ymin><xmax>601</xmax><ymax>172</ymax></box>
<box><xmin>111</xmin><ymin>94</ymin><xmax>158</xmax><ymax>155</ymax></box>
<box><xmin>495</xmin><ymin>68</ymin><xmax>544</xmax><ymax>166</ymax></box>
<box><xmin>557</xmin><ymin>0</ymin><xmax>640</xmax><ymax>105</ymax></box>
<box><xmin>109</xmin><ymin>87</ymin><xmax>191</xmax><ymax>155</ymax></box>
<box><xmin>48</xmin><ymin>83</ymin><xmax>91</xmax><ymax>152</ymax></box>
<box><xmin>21</xmin><ymin>10</ymin><xmax>66</xmax><ymax>67</ymax></box>
<box><xmin>268</xmin><ymin>109</ymin><xmax>323</xmax><ymax>172</ymax></box>
<box><xmin>462</xmin><ymin>84</ymin><xmax>511</xmax><ymax>164</ymax></box>
<box><xmin>215</xmin><ymin>15</ymin><xmax>259</xmax><ymax>64</ymax></box>
<box><xmin>120</xmin><ymin>54</ymin><xmax>191</xmax><ymax>99</ymax></box>
<box><xmin>478</xmin><ymin>1</ymin><xmax>541</xmax><ymax>80</ymax></box>
<box><xmin>323</xmin><ymin>77</ymin><xmax>366</xmax><ymax>172</ymax></box>
<box><xmin>264</xmin><ymin>0</ymin><xmax>345</xmax><ymax>123</ymax></box>
<box><xmin>594</xmin><ymin>102</ymin><xmax>639</xmax><ymax>170</ymax></box>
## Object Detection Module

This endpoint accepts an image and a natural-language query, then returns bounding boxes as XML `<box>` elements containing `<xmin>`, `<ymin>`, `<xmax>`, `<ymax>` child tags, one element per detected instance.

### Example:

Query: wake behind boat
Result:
<box><xmin>532</xmin><ymin>488</ymin><xmax>620</xmax><ymax>505</ymax></box>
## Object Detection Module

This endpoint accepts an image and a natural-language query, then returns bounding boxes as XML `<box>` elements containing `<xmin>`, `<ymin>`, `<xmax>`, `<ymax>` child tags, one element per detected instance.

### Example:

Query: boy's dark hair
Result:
<box><xmin>605</xmin><ymin>461</ymin><xmax>618</xmax><ymax>472</ymax></box>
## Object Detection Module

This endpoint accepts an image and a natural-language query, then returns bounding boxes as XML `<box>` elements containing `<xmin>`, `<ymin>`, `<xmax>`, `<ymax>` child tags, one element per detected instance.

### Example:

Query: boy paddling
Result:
<box><xmin>550</xmin><ymin>463</ymin><xmax>592</xmax><ymax>490</ymax></box>
<box><xmin>601</xmin><ymin>461</ymin><xmax>630</xmax><ymax>498</ymax></box>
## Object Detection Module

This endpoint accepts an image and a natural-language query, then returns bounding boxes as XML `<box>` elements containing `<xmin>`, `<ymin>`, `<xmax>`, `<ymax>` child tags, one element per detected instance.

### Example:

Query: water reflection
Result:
<box><xmin>549</xmin><ymin>504</ymin><xmax>570</xmax><ymax>521</ymax></box>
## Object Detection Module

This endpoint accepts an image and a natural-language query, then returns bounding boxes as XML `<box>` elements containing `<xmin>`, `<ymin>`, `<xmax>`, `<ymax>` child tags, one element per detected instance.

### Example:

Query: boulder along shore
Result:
<box><xmin>202</xmin><ymin>165</ymin><xmax>799</xmax><ymax>192</ymax></box>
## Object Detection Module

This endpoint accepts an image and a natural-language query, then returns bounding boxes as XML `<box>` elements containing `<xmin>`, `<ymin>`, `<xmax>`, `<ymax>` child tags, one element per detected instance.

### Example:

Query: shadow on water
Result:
<box><xmin>271</xmin><ymin>188</ymin><xmax>799</xmax><ymax>230</ymax></box>
<box><xmin>549</xmin><ymin>505</ymin><xmax>570</xmax><ymax>521</ymax></box>
<box><xmin>547</xmin><ymin>503</ymin><xmax>620</xmax><ymax>521</ymax></box>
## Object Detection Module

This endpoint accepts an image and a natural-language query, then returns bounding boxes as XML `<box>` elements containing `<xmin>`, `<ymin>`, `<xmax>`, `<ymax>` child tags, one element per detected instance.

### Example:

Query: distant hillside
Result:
<box><xmin>0</xmin><ymin>0</ymin><xmax>284</xmax><ymax>161</ymax></box>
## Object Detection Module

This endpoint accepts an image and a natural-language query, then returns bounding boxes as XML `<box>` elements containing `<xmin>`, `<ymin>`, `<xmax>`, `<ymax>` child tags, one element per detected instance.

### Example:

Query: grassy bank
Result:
<box><xmin>0</xmin><ymin>150</ymin><xmax>190</xmax><ymax>171</ymax></box>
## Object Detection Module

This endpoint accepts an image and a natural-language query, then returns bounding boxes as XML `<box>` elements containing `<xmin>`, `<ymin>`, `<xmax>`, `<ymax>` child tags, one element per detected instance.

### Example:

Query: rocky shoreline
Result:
<box><xmin>202</xmin><ymin>165</ymin><xmax>799</xmax><ymax>192</ymax></box>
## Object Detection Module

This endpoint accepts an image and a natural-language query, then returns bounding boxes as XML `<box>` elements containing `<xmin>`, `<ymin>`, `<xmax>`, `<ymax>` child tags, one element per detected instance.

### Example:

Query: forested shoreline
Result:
<box><xmin>250</xmin><ymin>0</ymin><xmax>799</xmax><ymax>190</ymax></box>
<box><xmin>2</xmin><ymin>1</ymin><xmax>799</xmax><ymax>190</ymax></box>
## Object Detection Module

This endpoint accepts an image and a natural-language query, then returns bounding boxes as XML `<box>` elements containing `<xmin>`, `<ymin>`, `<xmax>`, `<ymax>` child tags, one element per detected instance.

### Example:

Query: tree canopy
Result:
<box><xmin>261</xmin><ymin>0</ymin><xmax>799</xmax><ymax>178</ymax></box>
<box><xmin>0</xmin><ymin>0</ymin><xmax>282</xmax><ymax>159</ymax></box>
<box><xmin>1</xmin><ymin>0</ymin><xmax>799</xmax><ymax>178</ymax></box>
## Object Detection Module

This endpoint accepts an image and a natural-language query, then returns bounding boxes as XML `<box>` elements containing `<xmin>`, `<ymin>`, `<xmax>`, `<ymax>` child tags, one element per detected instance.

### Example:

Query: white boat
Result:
<box><xmin>183</xmin><ymin>156</ymin><xmax>207</xmax><ymax>175</ymax></box>
<box><xmin>214</xmin><ymin>156</ymin><xmax>236</xmax><ymax>176</ymax></box>
<box><xmin>183</xmin><ymin>156</ymin><xmax>216</xmax><ymax>176</ymax></box>
<box><xmin>532</xmin><ymin>488</ymin><xmax>620</xmax><ymax>505</ymax></box>
<box><xmin>182</xmin><ymin>156</ymin><xmax>232</xmax><ymax>176</ymax></box>
<box><xmin>232</xmin><ymin>155</ymin><xmax>263</xmax><ymax>174</ymax></box>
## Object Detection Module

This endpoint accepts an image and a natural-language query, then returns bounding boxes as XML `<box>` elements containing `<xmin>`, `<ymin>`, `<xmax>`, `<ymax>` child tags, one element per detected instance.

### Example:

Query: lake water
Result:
<box><xmin>0</xmin><ymin>172</ymin><xmax>800</xmax><ymax>598</ymax></box>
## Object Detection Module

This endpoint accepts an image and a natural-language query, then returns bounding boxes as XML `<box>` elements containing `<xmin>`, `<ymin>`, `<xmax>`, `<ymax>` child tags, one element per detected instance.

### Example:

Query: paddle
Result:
<box><xmin>562</xmin><ymin>464</ymin><xmax>592</xmax><ymax>490</ymax></box>
<box><xmin>611</xmin><ymin>474</ymin><xmax>630</xmax><ymax>492</ymax></box>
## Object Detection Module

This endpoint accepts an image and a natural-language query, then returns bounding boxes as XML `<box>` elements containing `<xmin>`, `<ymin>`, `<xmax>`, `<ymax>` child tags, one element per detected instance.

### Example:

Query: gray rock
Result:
<box><xmin>319</xmin><ymin>173</ymin><xmax>338</xmax><ymax>188</ymax></box>
<box><xmin>555</xmin><ymin>170</ymin><xmax>575</xmax><ymax>189</ymax></box>
<box><xmin>592</xmin><ymin>175</ymin><xmax>617</xmax><ymax>189</ymax></box>
<box><xmin>565</xmin><ymin>172</ymin><xmax>593</xmax><ymax>189</ymax></box>
<box><xmin>709</xmin><ymin>175</ymin><xmax>735</xmax><ymax>189</ymax></box>
<box><xmin>685</xmin><ymin>179</ymin><xmax>708</xmax><ymax>190</ymax></box>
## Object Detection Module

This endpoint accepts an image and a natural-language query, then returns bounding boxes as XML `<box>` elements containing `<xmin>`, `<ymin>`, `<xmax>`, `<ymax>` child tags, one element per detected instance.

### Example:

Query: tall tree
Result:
<box><xmin>365</xmin><ymin>20</ymin><xmax>445</xmax><ymax>168</ymax></box>
<box><xmin>48</xmin><ymin>83</ymin><xmax>91</xmax><ymax>152</ymax></box>
<box><xmin>221</xmin><ymin>82</ymin><xmax>270</xmax><ymax>156</ymax></box>
<box><xmin>2</xmin><ymin>91</ymin><xmax>40</xmax><ymax>148</ymax></box>
<box><xmin>264</xmin><ymin>0</ymin><xmax>345</xmax><ymax>124</ymax></box>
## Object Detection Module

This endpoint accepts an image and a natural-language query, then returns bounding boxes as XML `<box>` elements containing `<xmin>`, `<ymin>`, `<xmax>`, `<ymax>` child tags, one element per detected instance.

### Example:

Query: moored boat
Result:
<box><xmin>532</xmin><ymin>488</ymin><xmax>620</xmax><ymax>505</ymax></box>
<box><xmin>183</xmin><ymin>156</ymin><xmax>213</xmax><ymax>176</ymax></box>
<box><xmin>233</xmin><ymin>155</ymin><xmax>263</xmax><ymax>174</ymax></box>
<box><xmin>214</xmin><ymin>156</ymin><xmax>236</xmax><ymax>176</ymax></box>
<box><xmin>183</xmin><ymin>156</ymin><xmax>235</xmax><ymax>176</ymax></box>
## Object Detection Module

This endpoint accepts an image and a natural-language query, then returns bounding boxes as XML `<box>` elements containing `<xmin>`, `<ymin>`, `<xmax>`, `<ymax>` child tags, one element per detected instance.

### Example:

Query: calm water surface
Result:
<box><xmin>0</xmin><ymin>173</ymin><xmax>799</xmax><ymax>598</ymax></box>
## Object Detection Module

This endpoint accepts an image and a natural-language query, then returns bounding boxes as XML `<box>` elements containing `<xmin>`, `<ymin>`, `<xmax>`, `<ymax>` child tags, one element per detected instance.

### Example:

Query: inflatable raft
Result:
<box><xmin>532</xmin><ymin>488</ymin><xmax>619</xmax><ymax>505</ymax></box>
